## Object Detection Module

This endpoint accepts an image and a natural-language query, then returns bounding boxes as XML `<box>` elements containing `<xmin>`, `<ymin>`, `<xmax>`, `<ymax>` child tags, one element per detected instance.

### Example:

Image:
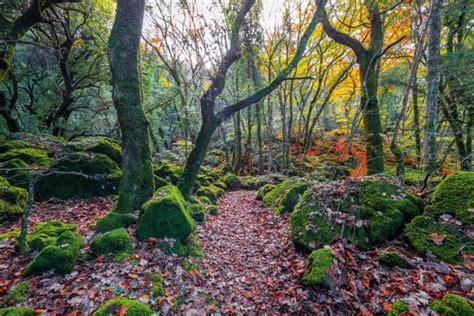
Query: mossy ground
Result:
<box><xmin>93</xmin><ymin>297</ymin><xmax>153</xmax><ymax>315</ymax></box>
<box><xmin>136</xmin><ymin>185</ymin><xmax>195</xmax><ymax>241</ymax></box>
<box><xmin>149</xmin><ymin>272</ymin><xmax>165</xmax><ymax>297</ymax></box>
<box><xmin>91</xmin><ymin>228</ymin><xmax>133</xmax><ymax>262</ymax></box>
<box><xmin>378</xmin><ymin>251</ymin><xmax>409</xmax><ymax>268</ymax></box>
<box><xmin>388</xmin><ymin>300</ymin><xmax>409</xmax><ymax>316</ymax></box>
<box><xmin>301</xmin><ymin>248</ymin><xmax>333</xmax><ymax>288</ymax></box>
<box><xmin>3</xmin><ymin>280</ymin><xmax>29</xmax><ymax>305</ymax></box>
<box><xmin>0</xmin><ymin>307</ymin><xmax>34</xmax><ymax>316</ymax></box>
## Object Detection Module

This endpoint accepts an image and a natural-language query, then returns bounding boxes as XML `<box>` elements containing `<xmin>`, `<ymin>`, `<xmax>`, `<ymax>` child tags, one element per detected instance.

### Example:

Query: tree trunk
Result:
<box><xmin>423</xmin><ymin>0</ymin><xmax>443</xmax><ymax>173</ymax></box>
<box><xmin>413</xmin><ymin>76</ymin><xmax>422</xmax><ymax>166</ymax></box>
<box><xmin>108</xmin><ymin>0</ymin><xmax>154</xmax><ymax>213</ymax></box>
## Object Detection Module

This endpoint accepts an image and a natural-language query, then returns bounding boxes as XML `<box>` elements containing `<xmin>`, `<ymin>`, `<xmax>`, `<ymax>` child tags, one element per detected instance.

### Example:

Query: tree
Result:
<box><xmin>108</xmin><ymin>0</ymin><xmax>154</xmax><ymax>213</ymax></box>
<box><xmin>423</xmin><ymin>0</ymin><xmax>444</xmax><ymax>173</ymax></box>
<box><xmin>177</xmin><ymin>0</ymin><xmax>328</xmax><ymax>198</ymax></box>
<box><xmin>321</xmin><ymin>1</ymin><xmax>405</xmax><ymax>175</ymax></box>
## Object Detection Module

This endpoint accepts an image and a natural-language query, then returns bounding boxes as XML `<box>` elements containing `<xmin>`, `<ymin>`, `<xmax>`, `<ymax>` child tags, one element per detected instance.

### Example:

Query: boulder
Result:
<box><xmin>0</xmin><ymin>176</ymin><xmax>28</xmax><ymax>224</ymax></box>
<box><xmin>91</xmin><ymin>228</ymin><xmax>133</xmax><ymax>262</ymax></box>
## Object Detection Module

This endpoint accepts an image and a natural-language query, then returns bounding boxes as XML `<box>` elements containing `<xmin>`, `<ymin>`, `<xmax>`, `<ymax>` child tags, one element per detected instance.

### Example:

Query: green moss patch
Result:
<box><xmin>158</xmin><ymin>234</ymin><xmax>203</xmax><ymax>258</ymax></box>
<box><xmin>0</xmin><ymin>159</ymin><xmax>32</xmax><ymax>189</ymax></box>
<box><xmin>290</xmin><ymin>178</ymin><xmax>422</xmax><ymax>251</ymax></box>
<box><xmin>154</xmin><ymin>162</ymin><xmax>182</xmax><ymax>184</ymax></box>
<box><xmin>35</xmin><ymin>152</ymin><xmax>121</xmax><ymax>200</ymax></box>
<box><xmin>93</xmin><ymin>297</ymin><xmax>153</xmax><ymax>316</ymax></box>
<box><xmin>91</xmin><ymin>228</ymin><xmax>133</xmax><ymax>262</ymax></box>
<box><xmin>149</xmin><ymin>272</ymin><xmax>165</xmax><ymax>297</ymax></box>
<box><xmin>431</xmin><ymin>294</ymin><xmax>473</xmax><ymax>316</ymax></box>
<box><xmin>196</xmin><ymin>185</ymin><xmax>225</xmax><ymax>204</ymax></box>
<box><xmin>136</xmin><ymin>185</ymin><xmax>195</xmax><ymax>241</ymax></box>
<box><xmin>208</xmin><ymin>205</ymin><xmax>218</xmax><ymax>215</ymax></box>
<box><xmin>256</xmin><ymin>184</ymin><xmax>276</xmax><ymax>201</ymax></box>
<box><xmin>188</xmin><ymin>202</ymin><xmax>205</xmax><ymax>222</ymax></box>
<box><xmin>378</xmin><ymin>251</ymin><xmax>409</xmax><ymax>268</ymax></box>
<box><xmin>96</xmin><ymin>212</ymin><xmax>136</xmax><ymax>233</ymax></box>
<box><xmin>24</xmin><ymin>231</ymin><xmax>83</xmax><ymax>276</ymax></box>
<box><xmin>407</xmin><ymin>215</ymin><xmax>474</xmax><ymax>263</ymax></box>
<box><xmin>0</xmin><ymin>176</ymin><xmax>28</xmax><ymax>224</ymax></box>
<box><xmin>263</xmin><ymin>178</ymin><xmax>307</xmax><ymax>208</ymax></box>
<box><xmin>388</xmin><ymin>300</ymin><xmax>409</xmax><ymax>316</ymax></box>
<box><xmin>18</xmin><ymin>220</ymin><xmax>76</xmax><ymax>252</ymax></box>
<box><xmin>275</xmin><ymin>182</ymin><xmax>310</xmax><ymax>215</ymax></box>
<box><xmin>0</xmin><ymin>148</ymin><xmax>51</xmax><ymax>167</ymax></box>
<box><xmin>221</xmin><ymin>173</ymin><xmax>242</xmax><ymax>190</ymax></box>
<box><xmin>4</xmin><ymin>280</ymin><xmax>29</xmax><ymax>305</ymax></box>
<box><xmin>426</xmin><ymin>172</ymin><xmax>474</xmax><ymax>225</ymax></box>
<box><xmin>302</xmin><ymin>248</ymin><xmax>333</xmax><ymax>288</ymax></box>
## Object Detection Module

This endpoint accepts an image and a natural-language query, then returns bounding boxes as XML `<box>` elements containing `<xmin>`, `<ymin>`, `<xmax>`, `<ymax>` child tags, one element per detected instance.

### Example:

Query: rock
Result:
<box><xmin>91</xmin><ymin>228</ymin><xmax>133</xmax><ymax>262</ymax></box>
<box><xmin>0</xmin><ymin>176</ymin><xmax>28</xmax><ymax>224</ymax></box>
<box><xmin>302</xmin><ymin>248</ymin><xmax>333</xmax><ymax>288</ymax></box>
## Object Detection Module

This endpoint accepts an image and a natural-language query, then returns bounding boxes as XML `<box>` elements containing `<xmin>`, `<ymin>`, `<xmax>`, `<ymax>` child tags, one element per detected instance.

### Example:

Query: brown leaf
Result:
<box><xmin>429</xmin><ymin>233</ymin><xmax>447</xmax><ymax>245</ymax></box>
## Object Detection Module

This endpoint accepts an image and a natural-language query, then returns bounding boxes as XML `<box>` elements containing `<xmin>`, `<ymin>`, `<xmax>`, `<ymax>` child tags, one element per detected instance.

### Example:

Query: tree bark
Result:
<box><xmin>423</xmin><ymin>0</ymin><xmax>443</xmax><ymax>173</ymax></box>
<box><xmin>108</xmin><ymin>0</ymin><xmax>154</xmax><ymax>213</ymax></box>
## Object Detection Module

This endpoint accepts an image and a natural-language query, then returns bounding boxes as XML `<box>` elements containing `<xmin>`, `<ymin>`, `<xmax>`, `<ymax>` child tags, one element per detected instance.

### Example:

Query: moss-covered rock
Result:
<box><xmin>149</xmin><ymin>272</ymin><xmax>165</xmax><ymax>297</ymax></box>
<box><xmin>198</xmin><ymin>196</ymin><xmax>213</xmax><ymax>206</ymax></box>
<box><xmin>256</xmin><ymin>184</ymin><xmax>276</xmax><ymax>201</ymax></box>
<box><xmin>68</xmin><ymin>136</ymin><xmax>122</xmax><ymax>164</ymax></box>
<box><xmin>93</xmin><ymin>297</ymin><xmax>153</xmax><ymax>316</ymax></box>
<box><xmin>378</xmin><ymin>251</ymin><xmax>409</xmax><ymax>268</ymax></box>
<box><xmin>24</xmin><ymin>231</ymin><xmax>83</xmax><ymax>276</ymax></box>
<box><xmin>154</xmin><ymin>175</ymin><xmax>169</xmax><ymax>190</ymax></box>
<box><xmin>91</xmin><ymin>228</ymin><xmax>133</xmax><ymax>262</ymax></box>
<box><xmin>35</xmin><ymin>152</ymin><xmax>121</xmax><ymax>200</ymax></box>
<box><xmin>0</xmin><ymin>140</ymin><xmax>34</xmax><ymax>154</ymax></box>
<box><xmin>95</xmin><ymin>212</ymin><xmax>136</xmax><ymax>233</ymax></box>
<box><xmin>407</xmin><ymin>215</ymin><xmax>474</xmax><ymax>263</ymax></box>
<box><xmin>263</xmin><ymin>178</ymin><xmax>307</xmax><ymax>208</ymax></box>
<box><xmin>388</xmin><ymin>300</ymin><xmax>409</xmax><ymax>316</ymax></box>
<box><xmin>208</xmin><ymin>205</ymin><xmax>218</xmax><ymax>215</ymax></box>
<box><xmin>19</xmin><ymin>220</ymin><xmax>76</xmax><ymax>252</ymax></box>
<box><xmin>188</xmin><ymin>202</ymin><xmax>205</xmax><ymax>222</ymax></box>
<box><xmin>426</xmin><ymin>172</ymin><xmax>474</xmax><ymax>225</ymax></box>
<box><xmin>212</xmin><ymin>180</ymin><xmax>227</xmax><ymax>190</ymax></box>
<box><xmin>154</xmin><ymin>162</ymin><xmax>182</xmax><ymax>184</ymax></box>
<box><xmin>302</xmin><ymin>248</ymin><xmax>333</xmax><ymax>288</ymax></box>
<box><xmin>196</xmin><ymin>185</ymin><xmax>225</xmax><ymax>204</ymax></box>
<box><xmin>0</xmin><ymin>176</ymin><xmax>28</xmax><ymax>224</ymax></box>
<box><xmin>221</xmin><ymin>173</ymin><xmax>242</xmax><ymax>190</ymax></box>
<box><xmin>290</xmin><ymin>178</ymin><xmax>422</xmax><ymax>251</ymax></box>
<box><xmin>0</xmin><ymin>159</ymin><xmax>31</xmax><ymax>189</ymax></box>
<box><xmin>136</xmin><ymin>185</ymin><xmax>195</xmax><ymax>241</ymax></box>
<box><xmin>0</xmin><ymin>307</ymin><xmax>34</xmax><ymax>316</ymax></box>
<box><xmin>431</xmin><ymin>294</ymin><xmax>473</xmax><ymax>316</ymax></box>
<box><xmin>157</xmin><ymin>234</ymin><xmax>203</xmax><ymax>258</ymax></box>
<box><xmin>275</xmin><ymin>183</ymin><xmax>310</xmax><ymax>215</ymax></box>
<box><xmin>0</xmin><ymin>147</ymin><xmax>51</xmax><ymax>167</ymax></box>
<box><xmin>4</xmin><ymin>280</ymin><xmax>29</xmax><ymax>305</ymax></box>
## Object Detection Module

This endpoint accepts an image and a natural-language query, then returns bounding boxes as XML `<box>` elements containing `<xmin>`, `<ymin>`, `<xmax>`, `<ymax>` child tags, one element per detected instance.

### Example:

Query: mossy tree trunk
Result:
<box><xmin>177</xmin><ymin>0</ymin><xmax>328</xmax><ymax>198</ymax></box>
<box><xmin>108</xmin><ymin>0</ymin><xmax>154</xmax><ymax>213</ymax></box>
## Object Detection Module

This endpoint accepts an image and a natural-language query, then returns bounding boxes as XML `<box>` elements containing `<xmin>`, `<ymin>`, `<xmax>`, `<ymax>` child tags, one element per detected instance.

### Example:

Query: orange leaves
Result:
<box><xmin>429</xmin><ymin>233</ymin><xmax>447</xmax><ymax>246</ymax></box>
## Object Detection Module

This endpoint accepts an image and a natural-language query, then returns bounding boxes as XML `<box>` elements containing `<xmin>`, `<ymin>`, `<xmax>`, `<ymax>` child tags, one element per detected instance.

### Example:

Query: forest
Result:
<box><xmin>0</xmin><ymin>0</ymin><xmax>473</xmax><ymax>314</ymax></box>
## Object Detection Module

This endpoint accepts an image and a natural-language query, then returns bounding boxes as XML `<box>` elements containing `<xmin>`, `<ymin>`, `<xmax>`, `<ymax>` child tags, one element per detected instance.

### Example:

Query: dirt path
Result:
<box><xmin>194</xmin><ymin>191</ymin><xmax>309</xmax><ymax>313</ymax></box>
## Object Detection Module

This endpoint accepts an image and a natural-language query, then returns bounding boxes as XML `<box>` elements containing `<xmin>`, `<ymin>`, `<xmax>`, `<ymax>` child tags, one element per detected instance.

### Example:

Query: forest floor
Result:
<box><xmin>0</xmin><ymin>192</ymin><xmax>472</xmax><ymax>314</ymax></box>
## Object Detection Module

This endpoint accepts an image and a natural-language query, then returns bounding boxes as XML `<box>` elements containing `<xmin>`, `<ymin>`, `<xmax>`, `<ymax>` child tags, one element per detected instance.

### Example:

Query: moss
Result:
<box><xmin>431</xmin><ymin>294</ymin><xmax>473</xmax><ymax>316</ymax></box>
<box><xmin>96</xmin><ymin>213</ymin><xmax>136</xmax><ymax>233</ymax></box>
<box><xmin>154</xmin><ymin>162</ymin><xmax>182</xmax><ymax>184</ymax></box>
<box><xmin>388</xmin><ymin>300</ymin><xmax>409</xmax><ymax>316</ymax></box>
<box><xmin>0</xmin><ymin>140</ymin><xmax>33</xmax><ymax>153</ymax></box>
<box><xmin>0</xmin><ymin>307</ymin><xmax>34</xmax><ymax>316</ymax></box>
<box><xmin>0</xmin><ymin>176</ymin><xmax>28</xmax><ymax>224</ymax></box>
<box><xmin>91</xmin><ymin>228</ymin><xmax>133</xmax><ymax>262</ymax></box>
<box><xmin>35</xmin><ymin>152</ymin><xmax>122</xmax><ymax>200</ymax></box>
<box><xmin>136</xmin><ymin>185</ymin><xmax>195</xmax><ymax>241</ymax></box>
<box><xmin>407</xmin><ymin>215</ymin><xmax>474</xmax><ymax>263</ymax></box>
<box><xmin>154</xmin><ymin>175</ymin><xmax>169</xmax><ymax>190</ymax></box>
<box><xmin>0</xmin><ymin>148</ymin><xmax>51</xmax><ymax>167</ymax></box>
<box><xmin>379</xmin><ymin>251</ymin><xmax>409</xmax><ymax>268</ymax></box>
<box><xmin>221</xmin><ymin>173</ymin><xmax>242</xmax><ymax>190</ymax></box>
<box><xmin>69</xmin><ymin>136</ymin><xmax>122</xmax><ymax>164</ymax></box>
<box><xmin>157</xmin><ymin>234</ymin><xmax>203</xmax><ymax>258</ymax></box>
<box><xmin>301</xmin><ymin>248</ymin><xmax>333</xmax><ymax>288</ymax></box>
<box><xmin>188</xmin><ymin>202</ymin><xmax>205</xmax><ymax>222</ymax></box>
<box><xmin>426</xmin><ymin>172</ymin><xmax>474</xmax><ymax>225</ymax></box>
<box><xmin>198</xmin><ymin>196</ymin><xmax>213</xmax><ymax>205</ymax></box>
<box><xmin>18</xmin><ymin>221</ymin><xmax>76</xmax><ymax>252</ymax></box>
<box><xmin>93</xmin><ymin>297</ymin><xmax>153</xmax><ymax>316</ymax></box>
<box><xmin>0</xmin><ymin>159</ymin><xmax>31</xmax><ymax>188</ymax></box>
<box><xmin>0</xmin><ymin>228</ymin><xmax>20</xmax><ymax>240</ymax></box>
<box><xmin>213</xmin><ymin>180</ymin><xmax>227</xmax><ymax>190</ymax></box>
<box><xmin>24</xmin><ymin>231</ymin><xmax>83</xmax><ymax>276</ymax></box>
<box><xmin>263</xmin><ymin>178</ymin><xmax>305</xmax><ymax>207</ymax></box>
<box><xmin>4</xmin><ymin>280</ymin><xmax>29</xmax><ymax>305</ymax></box>
<box><xmin>275</xmin><ymin>183</ymin><xmax>310</xmax><ymax>215</ymax></box>
<box><xmin>196</xmin><ymin>185</ymin><xmax>225</xmax><ymax>204</ymax></box>
<box><xmin>256</xmin><ymin>184</ymin><xmax>276</xmax><ymax>201</ymax></box>
<box><xmin>290</xmin><ymin>179</ymin><xmax>422</xmax><ymax>251</ymax></box>
<box><xmin>149</xmin><ymin>272</ymin><xmax>165</xmax><ymax>297</ymax></box>
<box><xmin>208</xmin><ymin>205</ymin><xmax>218</xmax><ymax>215</ymax></box>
